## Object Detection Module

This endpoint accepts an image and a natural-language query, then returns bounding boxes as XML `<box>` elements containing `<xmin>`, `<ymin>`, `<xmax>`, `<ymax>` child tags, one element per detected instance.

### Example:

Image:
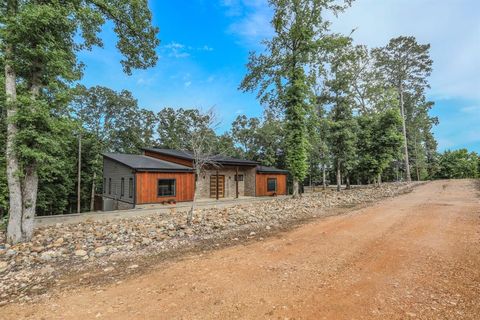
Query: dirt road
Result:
<box><xmin>3</xmin><ymin>180</ymin><xmax>480</xmax><ymax>319</ymax></box>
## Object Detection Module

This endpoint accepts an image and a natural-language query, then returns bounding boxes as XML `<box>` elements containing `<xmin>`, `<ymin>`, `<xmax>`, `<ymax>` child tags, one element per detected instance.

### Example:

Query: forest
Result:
<box><xmin>0</xmin><ymin>1</ymin><xmax>479</xmax><ymax>243</ymax></box>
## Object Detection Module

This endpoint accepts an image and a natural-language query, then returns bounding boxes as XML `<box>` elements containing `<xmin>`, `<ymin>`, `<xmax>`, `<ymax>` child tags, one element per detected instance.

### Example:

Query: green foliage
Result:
<box><xmin>1</xmin><ymin>0</ymin><xmax>159</xmax><ymax>223</ymax></box>
<box><xmin>157</xmin><ymin>108</ymin><xmax>217</xmax><ymax>150</ymax></box>
<box><xmin>327</xmin><ymin>100</ymin><xmax>357</xmax><ymax>174</ymax></box>
<box><xmin>436</xmin><ymin>149</ymin><xmax>479</xmax><ymax>179</ymax></box>
<box><xmin>284</xmin><ymin>68</ymin><xmax>310</xmax><ymax>181</ymax></box>
<box><xmin>240</xmin><ymin>0</ymin><xmax>352</xmax><ymax>186</ymax></box>
<box><xmin>356</xmin><ymin>109</ymin><xmax>404</xmax><ymax>182</ymax></box>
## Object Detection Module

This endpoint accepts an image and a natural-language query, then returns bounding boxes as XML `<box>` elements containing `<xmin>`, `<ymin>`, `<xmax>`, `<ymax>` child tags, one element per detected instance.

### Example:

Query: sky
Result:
<box><xmin>78</xmin><ymin>0</ymin><xmax>480</xmax><ymax>153</ymax></box>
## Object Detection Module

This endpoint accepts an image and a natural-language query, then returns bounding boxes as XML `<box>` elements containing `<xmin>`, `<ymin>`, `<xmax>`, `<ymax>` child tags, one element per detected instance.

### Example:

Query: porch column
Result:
<box><xmin>235</xmin><ymin>166</ymin><xmax>239</xmax><ymax>198</ymax></box>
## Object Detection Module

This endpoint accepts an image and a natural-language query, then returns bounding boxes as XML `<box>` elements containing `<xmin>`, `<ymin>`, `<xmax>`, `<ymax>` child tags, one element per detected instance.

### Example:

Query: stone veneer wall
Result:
<box><xmin>196</xmin><ymin>166</ymin><xmax>256</xmax><ymax>199</ymax></box>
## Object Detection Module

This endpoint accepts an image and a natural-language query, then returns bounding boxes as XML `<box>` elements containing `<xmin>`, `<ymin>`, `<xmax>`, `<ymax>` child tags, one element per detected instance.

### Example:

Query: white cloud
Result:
<box><xmin>199</xmin><ymin>45</ymin><xmax>214</xmax><ymax>51</ymax></box>
<box><xmin>222</xmin><ymin>0</ymin><xmax>480</xmax><ymax>103</ymax></box>
<box><xmin>222</xmin><ymin>0</ymin><xmax>273</xmax><ymax>46</ymax></box>
<box><xmin>461</xmin><ymin>105</ymin><xmax>480</xmax><ymax>114</ymax></box>
<box><xmin>184</xmin><ymin>81</ymin><xmax>192</xmax><ymax>88</ymax></box>
<box><xmin>328</xmin><ymin>0</ymin><xmax>480</xmax><ymax>102</ymax></box>
<box><xmin>163</xmin><ymin>42</ymin><xmax>190</xmax><ymax>58</ymax></box>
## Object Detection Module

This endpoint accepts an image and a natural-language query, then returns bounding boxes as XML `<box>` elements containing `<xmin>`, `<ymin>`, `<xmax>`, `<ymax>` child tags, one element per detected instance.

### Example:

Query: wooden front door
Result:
<box><xmin>210</xmin><ymin>175</ymin><xmax>225</xmax><ymax>198</ymax></box>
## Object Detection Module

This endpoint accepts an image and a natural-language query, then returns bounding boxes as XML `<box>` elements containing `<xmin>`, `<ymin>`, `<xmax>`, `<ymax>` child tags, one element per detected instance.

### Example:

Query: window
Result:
<box><xmin>108</xmin><ymin>178</ymin><xmax>112</xmax><ymax>195</ymax></box>
<box><xmin>121</xmin><ymin>178</ymin><xmax>125</xmax><ymax>197</ymax></box>
<box><xmin>129</xmin><ymin>178</ymin><xmax>133</xmax><ymax>198</ymax></box>
<box><xmin>158</xmin><ymin>179</ymin><xmax>176</xmax><ymax>197</ymax></box>
<box><xmin>234</xmin><ymin>174</ymin><xmax>244</xmax><ymax>181</ymax></box>
<box><xmin>103</xmin><ymin>178</ymin><xmax>106</xmax><ymax>193</ymax></box>
<box><xmin>267</xmin><ymin>178</ymin><xmax>277</xmax><ymax>192</ymax></box>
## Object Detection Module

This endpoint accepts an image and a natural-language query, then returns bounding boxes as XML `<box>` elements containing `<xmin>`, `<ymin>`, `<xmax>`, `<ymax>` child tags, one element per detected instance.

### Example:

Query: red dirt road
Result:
<box><xmin>3</xmin><ymin>180</ymin><xmax>480</xmax><ymax>319</ymax></box>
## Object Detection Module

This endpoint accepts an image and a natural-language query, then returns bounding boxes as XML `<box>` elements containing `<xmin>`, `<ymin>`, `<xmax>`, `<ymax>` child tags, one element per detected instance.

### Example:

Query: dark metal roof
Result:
<box><xmin>143</xmin><ymin>148</ymin><xmax>259</xmax><ymax>166</ymax></box>
<box><xmin>104</xmin><ymin>153</ymin><xmax>193</xmax><ymax>172</ymax></box>
<box><xmin>256</xmin><ymin>165</ymin><xmax>289</xmax><ymax>174</ymax></box>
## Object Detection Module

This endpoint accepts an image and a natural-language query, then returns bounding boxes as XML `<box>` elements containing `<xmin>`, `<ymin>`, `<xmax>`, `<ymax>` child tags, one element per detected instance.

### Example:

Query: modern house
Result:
<box><xmin>102</xmin><ymin>148</ymin><xmax>288</xmax><ymax>210</ymax></box>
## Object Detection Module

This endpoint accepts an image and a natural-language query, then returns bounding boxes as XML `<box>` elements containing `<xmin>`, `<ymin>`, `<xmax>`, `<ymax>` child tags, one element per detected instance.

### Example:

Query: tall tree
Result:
<box><xmin>373</xmin><ymin>36</ymin><xmax>433</xmax><ymax>182</ymax></box>
<box><xmin>231</xmin><ymin>115</ymin><xmax>261</xmax><ymax>160</ymax></box>
<box><xmin>356</xmin><ymin>109</ymin><xmax>404</xmax><ymax>184</ymax></box>
<box><xmin>240</xmin><ymin>0</ymin><xmax>352</xmax><ymax>197</ymax></box>
<box><xmin>1</xmin><ymin>0</ymin><xmax>159</xmax><ymax>243</ymax></box>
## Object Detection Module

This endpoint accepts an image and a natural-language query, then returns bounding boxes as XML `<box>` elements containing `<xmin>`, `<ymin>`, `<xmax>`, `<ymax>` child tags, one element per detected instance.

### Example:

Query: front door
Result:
<box><xmin>210</xmin><ymin>175</ymin><xmax>225</xmax><ymax>198</ymax></box>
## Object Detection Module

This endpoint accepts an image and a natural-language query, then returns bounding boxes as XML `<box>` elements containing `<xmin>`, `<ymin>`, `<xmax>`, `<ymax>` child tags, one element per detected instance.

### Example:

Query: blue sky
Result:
<box><xmin>78</xmin><ymin>0</ymin><xmax>480</xmax><ymax>153</ymax></box>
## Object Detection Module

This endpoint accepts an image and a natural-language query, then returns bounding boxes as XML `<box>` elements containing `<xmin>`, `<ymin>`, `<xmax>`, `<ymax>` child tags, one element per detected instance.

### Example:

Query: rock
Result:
<box><xmin>53</xmin><ymin>238</ymin><xmax>64</xmax><ymax>246</ymax></box>
<box><xmin>141</xmin><ymin>238</ymin><xmax>152</xmax><ymax>245</ymax></box>
<box><xmin>0</xmin><ymin>261</ymin><xmax>8</xmax><ymax>272</ymax></box>
<box><xmin>5</xmin><ymin>249</ymin><xmax>16</xmax><ymax>257</ymax></box>
<box><xmin>39</xmin><ymin>265</ymin><xmax>55</xmax><ymax>275</ymax></box>
<box><xmin>127</xmin><ymin>264</ymin><xmax>139</xmax><ymax>269</ymax></box>
<box><xmin>94</xmin><ymin>246</ymin><xmax>108</xmax><ymax>255</ymax></box>
<box><xmin>31</xmin><ymin>246</ymin><xmax>45</xmax><ymax>253</ymax></box>
<box><xmin>266</xmin><ymin>226</ymin><xmax>271</xmax><ymax>230</ymax></box>
<box><xmin>74</xmin><ymin>249</ymin><xmax>88</xmax><ymax>257</ymax></box>
<box><xmin>249</xmin><ymin>231</ymin><xmax>256</xmax><ymax>236</ymax></box>
<box><xmin>40</xmin><ymin>252</ymin><xmax>53</xmax><ymax>262</ymax></box>
<box><xmin>103</xmin><ymin>267</ymin><xmax>115</xmax><ymax>272</ymax></box>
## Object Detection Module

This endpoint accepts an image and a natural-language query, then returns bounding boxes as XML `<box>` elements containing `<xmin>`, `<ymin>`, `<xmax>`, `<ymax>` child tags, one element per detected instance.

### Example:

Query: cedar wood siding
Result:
<box><xmin>255</xmin><ymin>173</ymin><xmax>287</xmax><ymax>196</ymax></box>
<box><xmin>136</xmin><ymin>171</ymin><xmax>195</xmax><ymax>204</ymax></box>
<box><xmin>143</xmin><ymin>150</ymin><xmax>193</xmax><ymax>167</ymax></box>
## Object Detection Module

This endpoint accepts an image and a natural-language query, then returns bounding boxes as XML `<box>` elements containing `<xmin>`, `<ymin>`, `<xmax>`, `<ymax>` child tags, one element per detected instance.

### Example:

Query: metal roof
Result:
<box><xmin>256</xmin><ymin>165</ymin><xmax>289</xmax><ymax>174</ymax></box>
<box><xmin>143</xmin><ymin>148</ymin><xmax>259</xmax><ymax>166</ymax></box>
<box><xmin>103</xmin><ymin>153</ymin><xmax>193</xmax><ymax>172</ymax></box>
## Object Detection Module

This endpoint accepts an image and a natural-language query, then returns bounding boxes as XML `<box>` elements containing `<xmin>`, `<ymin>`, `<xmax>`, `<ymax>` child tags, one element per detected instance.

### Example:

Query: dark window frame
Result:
<box><xmin>267</xmin><ymin>178</ymin><xmax>277</xmax><ymax>192</ymax></box>
<box><xmin>157</xmin><ymin>179</ymin><xmax>176</xmax><ymax>197</ymax></box>
<box><xmin>121</xmin><ymin>178</ymin><xmax>125</xmax><ymax>197</ymax></box>
<box><xmin>129</xmin><ymin>177</ymin><xmax>134</xmax><ymax>198</ymax></box>
<box><xmin>103</xmin><ymin>178</ymin><xmax>106</xmax><ymax>194</ymax></box>
<box><xmin>234</xmin><ymin>174</ymin><xmax>244</xmax><ymax>181</ymax></box>
<box><xmin>108</xmin><ymin>178</ymin><xmax>112</xmax><ymax>195</ymax></box>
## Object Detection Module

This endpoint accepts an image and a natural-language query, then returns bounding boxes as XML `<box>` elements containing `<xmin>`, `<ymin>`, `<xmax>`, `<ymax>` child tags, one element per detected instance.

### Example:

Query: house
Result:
<box><xmin>102</xmin><ymin>148</ymin><xmax>288</xmax><ymax>210</ymax></box>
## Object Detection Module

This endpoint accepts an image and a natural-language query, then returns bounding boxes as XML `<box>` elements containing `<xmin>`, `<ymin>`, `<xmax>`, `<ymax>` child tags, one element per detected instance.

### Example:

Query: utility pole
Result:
<box><xmin>77</xmin><ymin>132</ymin><xmax>82</xmax><ymax>213</ymax></box>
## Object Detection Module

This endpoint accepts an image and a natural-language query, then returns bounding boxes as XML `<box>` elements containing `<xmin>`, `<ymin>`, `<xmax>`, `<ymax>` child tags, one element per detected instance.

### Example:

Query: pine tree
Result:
<box><xmin>373</xmin><ymin>36</ymin><xmax>433</xmax><ymax>182</ymax></box>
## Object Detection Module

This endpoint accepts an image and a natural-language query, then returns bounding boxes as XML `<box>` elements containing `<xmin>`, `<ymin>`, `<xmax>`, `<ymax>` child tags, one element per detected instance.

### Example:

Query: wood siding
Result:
<box><xmin>136</xmin><ymin>172</ymin><xmax>195</xmax><ymax>204</ymax></box>
<box><xmin>103</xmin><ymin>157</ymin><xmax>135</xmax><ymax>204</ymax></box>
<box><xmin>255</xmin><ymin>173</ymin><xmax>287</xmax><ymax>196</ymax></box>
<box><xmin>143</xmin><ymin>150</ymin><xmax>193</xmax><ymax>167</ymax></box>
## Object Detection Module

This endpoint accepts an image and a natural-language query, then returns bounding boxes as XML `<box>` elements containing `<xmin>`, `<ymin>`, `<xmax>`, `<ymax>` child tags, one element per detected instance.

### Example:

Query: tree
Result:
<box><xmin>240</xmin><ymin>0</ymin><xmax>351</xmax><ymax>197</ymax></box>
<box><xmin>231</xmin><ymin>115</ymin><xmax>261</xmax><ymax>160</ymax></box>
<box><xmin>356</xmin><ymin>109</ymin><xmax>404</xmax><ymax>184</ymax></box>
<box><xmin>1</xmin><ymin>0</ymin><xmax>159</xmax><ymax>243</ymax></box>
<box><xmin>436</xmin><ymin>149</ymin><xmax>479</xmax><ymax>179</ymax></box>
<box><xmin>373</xmin><ymin>36</ymin><xmax>433</xmax><ymax>182</ymax></box>
<box><xmin>183</xmin><ymin>109</ymin><xmax>220</xmax><ymax>225</ymax></box>
<box><xmin>327</xmin><ymin>100</ymin><xmax>357</xmax><ymax>191</ymax></box>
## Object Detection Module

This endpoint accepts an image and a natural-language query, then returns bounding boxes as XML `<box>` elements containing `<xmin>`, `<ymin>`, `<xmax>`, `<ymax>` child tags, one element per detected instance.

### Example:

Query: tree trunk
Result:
<box><xmin>292</xmin><ymin>177</ymin><xmax>300</xmax><ymax>198</ymax></box>
<box><xmin>398</xmin><ymin>85</ymin><xmax>411</xmax><ymax>182</ymax></box>
<box><xmin>377</xmin><ymin>173</ymin><xmax>382</xmax><ymax>186</ymax></box>
<box><xmin>346</xmin><ymin>175</ymin><xmax>351</xmax><ymax>190</ymax></box>
<box><xmin>77</xmin><ymin>133</ymin><xmax>82</xmax><ymax>213</ymax></box>
<box><xmin>5</xmin><ymin>43</ymin><xmax>23</xmax><ymax>244</ymax></box>
<box><xmin>413</xmin><ymin>132</ymin><xmax>421</xmax><ymax>181</ymax></box>
<box><xmin>90</xmin><ymin>171</ymin><xmax>96</xmax><ymax>212</ymax></box>
<box><xmin>188</xmin><ymin>170</ymin><xmax>200</xmax><ymax>225</ymax></box>
<box><xmin>322</xmin><ymin>164</ymin><xmax>326</xmax><ymax>190</ymax></box>
<box><xmin>21</xmin><ymin>165</ymin><xmax>38</xmax><ymax>240</ymax></box>
<box><xmin>336</xmin><ymin>159</ymin><xmax>341</xmax><ymax>192</ymax></box>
